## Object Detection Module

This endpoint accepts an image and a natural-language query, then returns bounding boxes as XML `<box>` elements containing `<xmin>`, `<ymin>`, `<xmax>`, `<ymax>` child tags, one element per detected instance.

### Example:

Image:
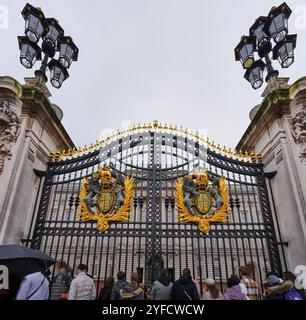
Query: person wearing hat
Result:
<box><xmin>264</xmin><ymin>272</ymin><xmax>303</xmax><ymax>300</ymax></box>
<box><xmin>201</xmin><ymin>278</ymin><xmax>223</xmax><ymax>300</ymax></box>
<box><xmin>263</xmin><ymin>273</ymin><xmax>285</xmax><ymax>300</ymax></box>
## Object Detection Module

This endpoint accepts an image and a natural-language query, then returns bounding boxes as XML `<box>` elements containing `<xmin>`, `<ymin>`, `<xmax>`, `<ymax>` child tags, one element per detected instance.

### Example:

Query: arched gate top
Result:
<box><xmin>49</xmin><ymin>121</ymin><xmax>262</xmax><ymax>164</ymax></box>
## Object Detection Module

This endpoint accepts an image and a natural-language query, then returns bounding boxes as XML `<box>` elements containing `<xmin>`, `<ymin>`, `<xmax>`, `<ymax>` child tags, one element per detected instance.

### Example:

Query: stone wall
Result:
<box><xmin>237</xmin><ymin>77</ymin><xmax>306</xmax><ymax>272</ymax></box>
<box><xmin>0</xmin><ymin>76</ymin><xmax>74</xmax><ymax>244</ymax></box>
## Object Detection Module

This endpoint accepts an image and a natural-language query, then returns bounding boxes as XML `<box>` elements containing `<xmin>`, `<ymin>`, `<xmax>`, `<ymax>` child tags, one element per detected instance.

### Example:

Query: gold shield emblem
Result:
<box><xmin>193</xmin><ymin>191</ymin><xmax>212</xmax><ymax>215</ymax></box>
<box><xmin>98</xmin><ymin>189</ymin><xmax>115</xmax><ymax>214</ymax></box>
<box><xmin>175</xmin><ymin>169</ymin><xmax>229</xmax><ymax>234</ymax></box>
<box><xmin>79</xmin><ymin>165</ymin><xmax>134</xmax><ymax>232</ymax></box>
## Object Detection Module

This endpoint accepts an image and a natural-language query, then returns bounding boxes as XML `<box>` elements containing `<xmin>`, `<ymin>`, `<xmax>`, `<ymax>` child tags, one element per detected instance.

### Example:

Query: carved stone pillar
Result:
<box><xmin>290</xmin><ymin>85</ymin><xmax>306</xmax><ymax>164</ymax></box>
<box><xmin>0</xmin><ymin>100</ymin><xmax>20</xmax><ymax>174</ymax></box>
<box><xmin>236</xmin><ymin>76</ymin><xmax>306</xmax><ymax>271</ymax></box>
<box><xmin>0</xmin><ymin>75</ymin><xmax>74</xmax><ymax>244</ymax></box>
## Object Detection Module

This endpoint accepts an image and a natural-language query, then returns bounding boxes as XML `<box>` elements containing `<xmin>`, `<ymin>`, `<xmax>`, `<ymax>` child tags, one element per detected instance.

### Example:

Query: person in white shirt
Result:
<box><xmin>239</xmin><ymin>281</ymin><xmax>249</xmax><ymax>300</ymax></box>
<box><xmin>16</xmin><ymin>271</ymin><xmax>50</xmax><ymax>300</ymax></box>
<box><xmin>68</xmin><ymin>264</ymin><xmax>96</xmax><ymax>300</ymax></box>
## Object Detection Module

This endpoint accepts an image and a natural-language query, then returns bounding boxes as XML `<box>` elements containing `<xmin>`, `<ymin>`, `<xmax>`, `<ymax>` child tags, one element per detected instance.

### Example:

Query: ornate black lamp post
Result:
<box><xmin>234</xmin><ymin>2</ymin><xmax>297</xmax><ymax>89</ymax></box>
<box><xmin>18</xmin><ymin>3</ymin><xmax>79</xmax><ymax>89</ymax></box>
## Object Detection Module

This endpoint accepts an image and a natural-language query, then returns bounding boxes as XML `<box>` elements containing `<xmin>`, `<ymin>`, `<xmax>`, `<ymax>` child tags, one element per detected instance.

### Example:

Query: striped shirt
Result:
<box><xmin>240</xmin><ymin>276</ymin><xmax>260</xmax><ymax>300</ymax></box>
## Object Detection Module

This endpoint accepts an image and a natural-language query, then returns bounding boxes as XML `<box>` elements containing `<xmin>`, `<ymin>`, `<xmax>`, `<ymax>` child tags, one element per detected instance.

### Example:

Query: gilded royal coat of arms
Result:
<box><xmin>79</xmin><ymin>164</ymin><xmax>134</xmax><ymax>232</ymax></box>
<box><xmin>175</xmin><ymin>169</ymin><xmax>229</xmax><ymax>234</ymax></box>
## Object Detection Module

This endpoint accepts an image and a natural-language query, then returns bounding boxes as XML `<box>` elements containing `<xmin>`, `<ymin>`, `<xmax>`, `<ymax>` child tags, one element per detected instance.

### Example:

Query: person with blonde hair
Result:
<box><xmin>201</xmin><ymin>279</ymin><xmax>222</xmax><ymax>300</ymax></box>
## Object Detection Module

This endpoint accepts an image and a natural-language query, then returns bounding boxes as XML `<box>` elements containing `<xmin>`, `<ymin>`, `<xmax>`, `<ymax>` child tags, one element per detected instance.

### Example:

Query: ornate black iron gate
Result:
<box><xmin>28</xmin><ymin>124</ymin><xmax>285</xmax><ymax>296</ymax></box>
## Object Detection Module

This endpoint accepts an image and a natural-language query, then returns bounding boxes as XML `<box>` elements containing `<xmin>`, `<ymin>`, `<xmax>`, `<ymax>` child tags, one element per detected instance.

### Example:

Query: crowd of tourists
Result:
<box><xmin>1</xmin><ymin>260</ymin><xmax>305</xmax><ymax>300</ymax></box>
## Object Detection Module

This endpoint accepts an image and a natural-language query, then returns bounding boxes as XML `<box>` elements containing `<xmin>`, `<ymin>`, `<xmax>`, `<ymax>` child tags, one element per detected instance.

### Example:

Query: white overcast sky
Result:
<box><xmin>1</xmin><ymin>0</ymin><xmax>306</xmax><ymax>149</ymax></box>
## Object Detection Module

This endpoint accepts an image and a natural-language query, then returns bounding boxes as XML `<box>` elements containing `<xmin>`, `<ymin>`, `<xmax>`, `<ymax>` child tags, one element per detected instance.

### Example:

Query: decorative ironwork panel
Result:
<box><xmin>29</xmin><ymin>129</ymin><xmax>285</xmax><ymax>297</ymax></box>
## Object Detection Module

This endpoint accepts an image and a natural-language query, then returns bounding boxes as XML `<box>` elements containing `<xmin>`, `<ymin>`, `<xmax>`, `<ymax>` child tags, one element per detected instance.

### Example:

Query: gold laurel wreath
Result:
<box><xmin>79</xmin><ymin>176</ymin><xmax>134</xmax><ymax>232</ymax></box>
<box><xmin>175</xmin><ymin>177</ymin><xmax>229</xmax><ymax>234</ymax></box>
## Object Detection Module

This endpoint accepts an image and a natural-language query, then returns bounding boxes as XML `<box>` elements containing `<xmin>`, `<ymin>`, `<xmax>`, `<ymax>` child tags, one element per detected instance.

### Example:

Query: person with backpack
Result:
<box><xmin>170</xmin><ymin>268</ymin><xmax>200</xmax><ymax>300</ymax></box>
<box><xmin>16</xmin><ymin>270</ymin><xmax>50</xmax><ymax>300</ymax></box>
<box><xmin>98</xmin><ymin>276</ymin><xmax>114</xmax><ymax>301</ymax></box>
<box><xmin>50</xmin><ymin>260</ymin><xmax>73</xmax><ymax>300</ymax></box>
<box><xmin>68</xmin><ymin>264</ymin><xmax>96</xmax><ymax>300</ymax></box>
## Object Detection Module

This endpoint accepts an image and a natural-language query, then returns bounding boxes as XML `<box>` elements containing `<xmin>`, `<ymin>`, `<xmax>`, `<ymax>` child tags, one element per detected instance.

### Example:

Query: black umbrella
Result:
<box><xmin>0</xmin><ymin>244</ymin><xmax>56</xmax><ymax>277</ymax></box>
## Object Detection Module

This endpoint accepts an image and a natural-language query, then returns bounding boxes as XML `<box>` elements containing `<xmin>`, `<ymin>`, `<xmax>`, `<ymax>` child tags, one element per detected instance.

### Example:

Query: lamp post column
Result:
<box><xmin>264</xmin><ymin>53</ymin><xmax>279</xmax><ymax>82</ymax></box>
<box><xmin>35</xmin><ymin>53</ymin><xmax>49</xmax><ymax>82</ymax></box>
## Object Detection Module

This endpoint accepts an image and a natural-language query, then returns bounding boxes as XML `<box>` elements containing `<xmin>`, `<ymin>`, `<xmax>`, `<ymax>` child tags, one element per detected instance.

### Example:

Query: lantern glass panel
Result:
<box><xmin>269</xmin><ymin>14</ymin><xmax>288</xmax><ymax>43</ymax></box>
<box><xmin>45</xmin><ymin>25</ymin><xmax>60</xmax><ymax>47</ymax></box>
<box><xmin>59</xmin><ymin>44</ymin><xmax>74</xmax><ymax>68</ymax></box>
<box><xmin>240</xmin><ymin>43</ymin><xmax>254</xmax><ymax>69</ymax></box>
<box><xmin>254</xmin><ymin>25</ymin><xmax>269</xmax><ymax>48</ymax></box>
<box><xmin>20</xmin><ymin>43</ymin><xmax>37</xmax><ymax>68</ymax></box>
<box><xmin>248</xmin><ymin>66</ymin><xmax>263</xmax><ymax>89</ymax></box>
<box><xmin>25</xmin><ymin>15</ymin><xmax>44</xmax><ymax>43</ymax></box>
<box><xmin>50</xmin><ymin>65</ymin><xmax>66</xmax><ymax>88</ymax></box>
<box><xmin>278</xmin><ymin>42</ymin><xmax>294</xmax><ymax>68</ymax></box>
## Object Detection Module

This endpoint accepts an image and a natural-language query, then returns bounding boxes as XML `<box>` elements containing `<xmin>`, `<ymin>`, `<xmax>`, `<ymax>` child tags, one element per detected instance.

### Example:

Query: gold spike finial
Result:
<box><xmin>244</xmin><ymin>150</ymin><xmax>250</xmax><ymax>162</ymax></box>
<box><xmin>250</xmin><ymin>151</ymin><xmax>256</xmax><ymax>162</ymax></box>
<box><xmin>195</xmin><ymin>130</ymin><xmax>199</xmax><ymax>141</ymax></box>
<box><xmin>216</xmin><ymin>143</ymin><xmax>221</xmax><ymax>153</ymax></box>
<box><xmin>256</xmin><ymin>153</ymin><xmax>262</xmax><ymax>161</ymax></box>
<box><xmin>153</xmin><ymin>120</ymin><xmax>158</xmax><ymax>129</ymax></box>
<box><xmin>228</xmin><ymin>147</ymin><xmax>233</xmax><ymax>158</ymax></box>
<box><xmin>49</xmin><ymin>152</ymin><xmax>55</xmax><ymax>161</ymax></box>
<box><xmin>71</xmin><ymin>147</ymin><xmax>77</xmax><ymax>157</ymax></box>
<box><xmin>59</xmin><ymin>150</ymin><xmax>65</xmax><ymax>160</ymax></box>
<box><xmin>207</xmin><ymin>141</ymin><xmax>213</xmax><ymax>151</ymax></box>
<box><xmin>222</xmin><ymin>145</ymin><xmax>227</xmax><ymax>156</ymax></box>
<box><xmin>234</xmin><ymin>149</ymin><xmax>239</xmax><ymax>159</ymax></box>
<box><xmin>54</xmin><ymin>151</ymin><xmax>61</xmax><ymax>160</ymax></box>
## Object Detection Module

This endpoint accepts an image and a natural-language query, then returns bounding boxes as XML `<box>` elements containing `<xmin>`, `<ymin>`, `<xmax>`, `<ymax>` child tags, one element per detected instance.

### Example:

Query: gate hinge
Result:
<box><xmin>276</xmin><ymin>241</ymin><xmax>289</xmax><ymax>247</ymax></box>
<box><xmin>34</xmin><ymin>169</ymin><xmax>47</xmax><ymax>177</ymax></box>
<box><xmin>20</xmin><ymin>238</ymin><xmax>32</xmax><ymax>245</ymax></box>
<box><xmin>264</xmin><ymin>171</ymin><xmax>277</xmax><ymax>179</ymax></box>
